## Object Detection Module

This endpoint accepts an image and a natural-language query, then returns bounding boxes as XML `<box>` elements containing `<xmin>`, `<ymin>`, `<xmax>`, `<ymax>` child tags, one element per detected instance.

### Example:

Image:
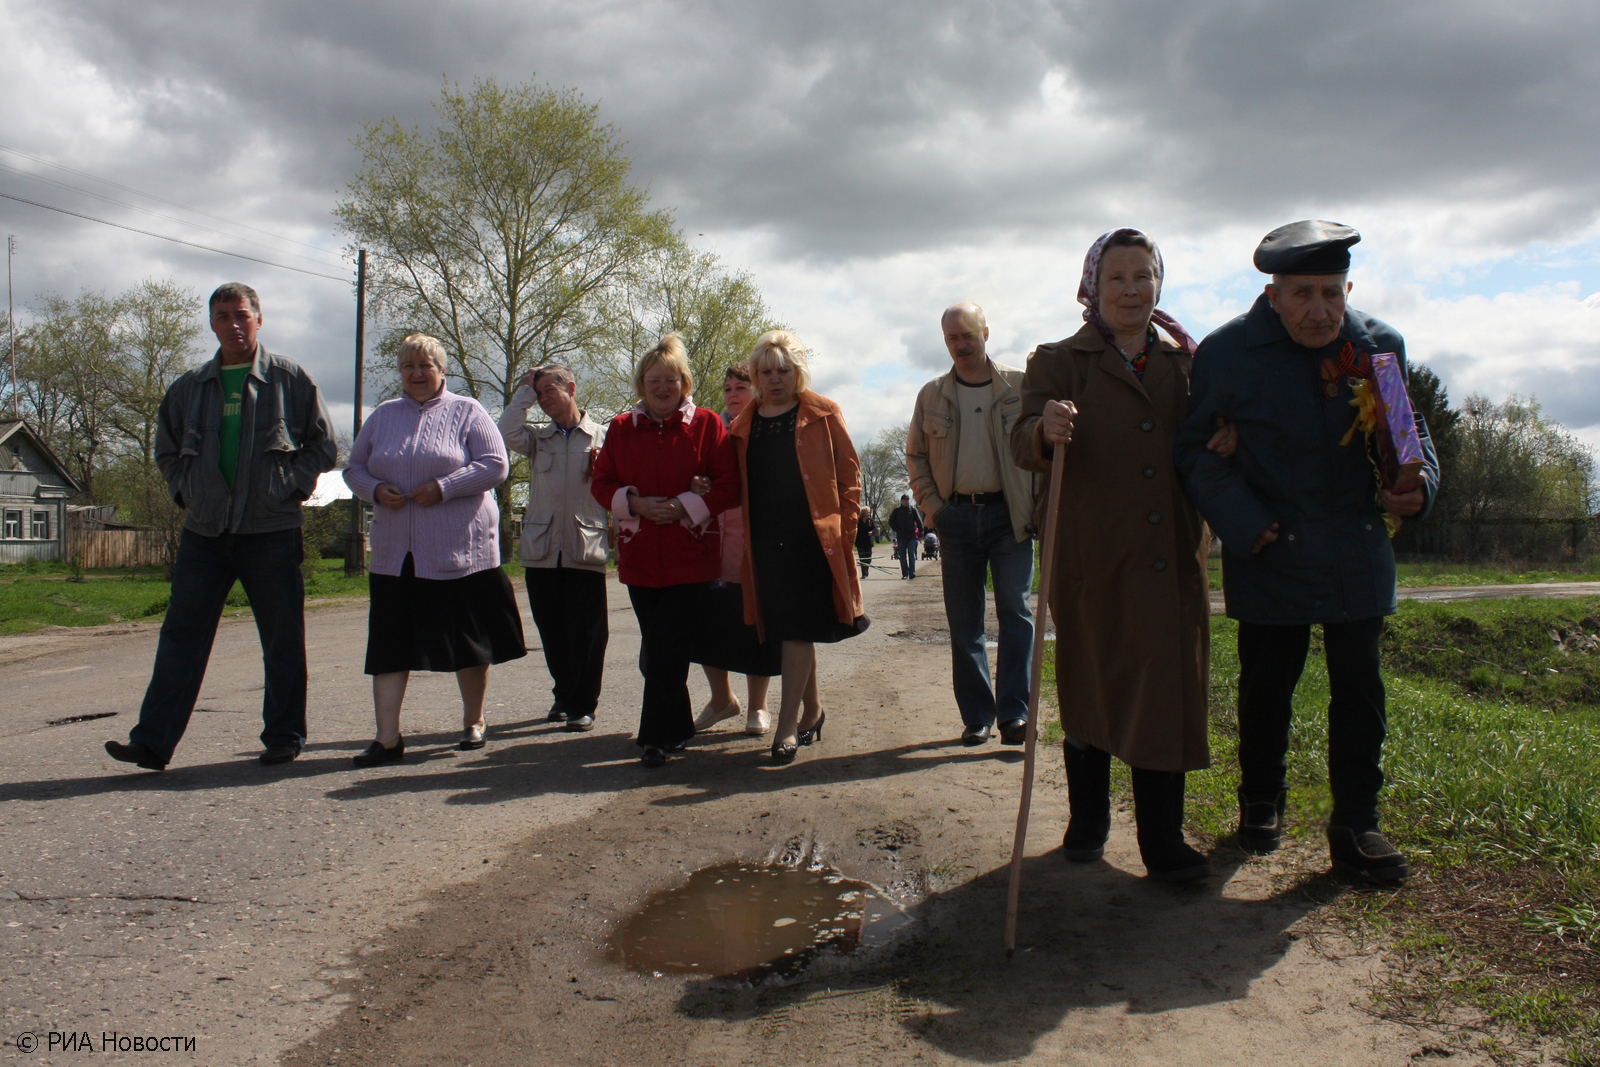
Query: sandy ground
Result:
<box><xmin>4</xmin><ymin>566</ymin><xmax>1564</xmax><ymax>1065</ymax></box>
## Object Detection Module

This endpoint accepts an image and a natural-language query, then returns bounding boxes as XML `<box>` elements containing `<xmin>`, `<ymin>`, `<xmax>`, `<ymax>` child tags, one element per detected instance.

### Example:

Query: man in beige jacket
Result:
<box><xmin>499</xmin><ymin>364</ymin><xmax>610</xmax><ymax>731</ymax></box>
<box><xmin>907</xmin><ymin>303</ymin><xmax>1039</xmax><ymax>746</ymax></box>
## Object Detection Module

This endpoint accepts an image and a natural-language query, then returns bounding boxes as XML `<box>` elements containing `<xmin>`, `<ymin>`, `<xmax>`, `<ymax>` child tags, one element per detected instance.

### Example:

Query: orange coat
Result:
<box><xmin>730</xmin><ymin>390</ymin><xmax>864</xmax><ymax>640</ymax></box>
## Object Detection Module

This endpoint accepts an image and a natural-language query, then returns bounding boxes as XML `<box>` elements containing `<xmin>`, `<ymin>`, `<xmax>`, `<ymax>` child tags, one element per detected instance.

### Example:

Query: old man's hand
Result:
<box><xmin>1250</xmin><ymin>522</ymin><xmax>1281</xmax><ymax>554</ymax></box>
<box><xmin>1042</xmin><ymin>399</ymin><xmax>1077</xmax><ymax>447</ymax></box>
<box><xmin>1381</xmin><ymin>485</ymin><xmax>1425</xmax><ymax>517</ymax></box>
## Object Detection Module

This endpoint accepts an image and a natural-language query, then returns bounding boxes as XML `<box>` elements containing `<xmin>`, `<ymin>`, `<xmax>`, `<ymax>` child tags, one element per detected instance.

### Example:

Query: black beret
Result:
<box><xmin>1253</xmin><ymin>220</ymin><xmax>1361</xmax><ymax>274</ymax></box>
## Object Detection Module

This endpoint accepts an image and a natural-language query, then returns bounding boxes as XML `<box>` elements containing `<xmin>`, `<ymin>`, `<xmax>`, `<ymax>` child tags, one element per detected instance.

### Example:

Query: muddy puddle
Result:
<box><xmin>609</xmin><ymin>862</ymin><xmax>908</xmax><ymax>983</ymax></box>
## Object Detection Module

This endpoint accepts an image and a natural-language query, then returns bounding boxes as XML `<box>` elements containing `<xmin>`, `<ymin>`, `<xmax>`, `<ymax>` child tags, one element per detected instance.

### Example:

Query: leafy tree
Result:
<box><xmin>335</xmin><ymin>77</ymin><xmax>679</xmax><ymax>412</ymax></box>
<box><xmin>857</xmin><ymin>421</ymin><xmax>911</xmax><ymax>526</ymax></box>
<box><xmin>14</xmin><ymin>291</ymin><xmax>121</xmax><ymax>497</ymax></box>
<box><xmin>577</xmin><ymin>245</ymin><xmax>783</xmax><ymax>416</ymax></box>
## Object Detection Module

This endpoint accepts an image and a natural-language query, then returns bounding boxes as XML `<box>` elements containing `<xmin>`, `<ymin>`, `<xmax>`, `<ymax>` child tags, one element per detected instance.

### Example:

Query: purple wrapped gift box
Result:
<box><xmin>1370</xmin><ymin>352</ymin><xmax>1425</xmax><ymax>490</ymax></box>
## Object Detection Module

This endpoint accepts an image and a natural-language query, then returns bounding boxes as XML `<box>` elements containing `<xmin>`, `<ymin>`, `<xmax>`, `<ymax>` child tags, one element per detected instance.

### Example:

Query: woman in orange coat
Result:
<box><xmin>729</xmin><ymin>330</ymin><xmax>866</xmax><ymax>763</ymax></box>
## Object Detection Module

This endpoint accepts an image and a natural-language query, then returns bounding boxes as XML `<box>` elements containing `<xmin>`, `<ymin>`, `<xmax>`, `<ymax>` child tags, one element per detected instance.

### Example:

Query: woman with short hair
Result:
<box><xmin>343</xmin><ymin>333</ymin><xmax>523</xmax><ymax>765</ymax></box>
<box><xmin>591</xmin><ymin>333</ymin><xmax>740</xmax><ymax>767</ymax></box>
<box><xmin>692</xmin><ymin>361</ymin><xmax>779</xmax><ymax>737</ymax></box>
<box><xmin>730</xmin><ymin>330</ymin><xmax>867</xmax><ymax>764</ymax></box>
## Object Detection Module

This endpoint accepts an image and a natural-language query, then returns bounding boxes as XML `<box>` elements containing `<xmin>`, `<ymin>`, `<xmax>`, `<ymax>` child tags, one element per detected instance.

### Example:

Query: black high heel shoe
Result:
<box><xmin>798</xmin><ymin>711</ymin><xmax>826</xmax><ymax>746</ymax></box>
<box><xmin>770</xmin><ymin>740</ymin><xmax>798</xmax><ymax>764</ymax></box>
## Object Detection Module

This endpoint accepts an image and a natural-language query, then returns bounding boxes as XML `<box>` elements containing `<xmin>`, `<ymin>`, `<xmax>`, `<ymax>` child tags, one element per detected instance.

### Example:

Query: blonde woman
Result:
<box><xmin>590</xmin><ymin>334</ymin><xmax>739</xmax><ymax>767</ymax></box>
<box><xmin>728</xmin><ymin>330</ymin><xmax>866</xmax><ymax>763</ymax></box>
<box><xmin>343</xmin><ymin>334</ymin><xmax>523</xmax><ymax>765</ymax></box>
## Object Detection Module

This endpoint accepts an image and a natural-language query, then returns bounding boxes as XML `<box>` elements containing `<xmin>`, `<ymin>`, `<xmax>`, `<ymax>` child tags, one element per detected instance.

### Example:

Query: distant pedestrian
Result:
<box><xmin>729</xmin><ymin>330</ymin><xmax>866</xmax><ymax>764</ymax></box>
<box><xmin>343</xmin><ymin>334</ymin><xmax>524</xmax><ymax>765</ymax></box>
<box><xmin>499</xmin><ymin>362</ymin><xmax>609</xmax><ymax>732</ymax></box>
<box><xmin>887</xmin><ymin>494</ymin><xmax>922</xmax><ymax>579</ymax></box>
<box><xmin>591</xmin><ymin>333</ymin><xmax>740</xmax><ymax>767</ymax></box>
<box><xmin>105</xmin><ymin>282</ymin><xmax>336</xmax><ymax>771</ymax></box>
<box><xmin>855</xmin><ymin>505</ymin><xmax>877</xmax><ymax>580</ymax></box>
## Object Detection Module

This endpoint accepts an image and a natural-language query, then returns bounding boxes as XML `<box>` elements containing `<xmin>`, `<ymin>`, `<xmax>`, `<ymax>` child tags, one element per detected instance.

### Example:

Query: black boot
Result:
<box><xmin>1061</xmin><ymin>741</ymin><xmax>1112</xmax><ymax>861</ymax></box>
<box><xmin>1237</xmin><ymin>788</ymin><xmax>1288</xmax><ymax>854</ymax></box>
<box><xmin>1131</xmin><ymin>768</ymin><xmax>1210</xmax><ymax>882</ymax></box>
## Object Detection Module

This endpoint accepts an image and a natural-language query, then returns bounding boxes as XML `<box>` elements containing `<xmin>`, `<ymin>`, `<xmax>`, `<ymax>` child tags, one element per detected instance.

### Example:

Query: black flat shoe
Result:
<box><xmin>640</xmin><ymin>746</ymin><xmax>667</xmax><ymax>767</ymax></box>
<box><xmin>352</xmin><ymin>737</ymin><xmax>405</xmax><ymax>767</ymax></box>
<box><xmin>259</xmin><ymin>744</ymin><xmax>300</xmax><ymax>765</ymax></box>
<box><xmin>999</xmin><ymin>718</ymin><xmax>1028</xmax><ymax>745</ymax></box>
<box><xmin>797</xmin><ymin>711</ymin><xmax>826</xmax><ymax>746</ymax></box>
<box><xmin>770</xmin><ymin>740</ymin><xmax>798</xmax><ymax>764</ymax></box>
<box><xmin>105</xmin><ymin>739</ymin><xmax>166</xmax><ymax>771</ymax></box>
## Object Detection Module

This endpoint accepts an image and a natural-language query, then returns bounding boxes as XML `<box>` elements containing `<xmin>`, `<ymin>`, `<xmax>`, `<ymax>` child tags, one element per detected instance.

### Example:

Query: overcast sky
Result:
<box><xmin>3</xmin><ymin>0</ymin><xmax>1599</xmax><ymax>447</ymax></box>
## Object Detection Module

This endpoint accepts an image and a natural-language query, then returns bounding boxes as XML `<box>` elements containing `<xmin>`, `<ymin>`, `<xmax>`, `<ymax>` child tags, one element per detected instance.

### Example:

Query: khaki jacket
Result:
<box><xmin>498</xmin><ymin>384</ymin><xmax>610</xmax><ymax>572</ymax></box>
<box><xmin>906</xmin><ymin>358</ymin><xmax>1039</xmax><ymax>544</ymax></box>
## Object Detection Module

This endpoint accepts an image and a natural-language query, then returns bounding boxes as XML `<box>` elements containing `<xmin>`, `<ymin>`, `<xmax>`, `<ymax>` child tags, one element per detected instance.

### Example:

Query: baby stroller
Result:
<box><xmin>922</xmin><ymin>531</ymin><xmax>940</xmax><ymax>560</ymax></box>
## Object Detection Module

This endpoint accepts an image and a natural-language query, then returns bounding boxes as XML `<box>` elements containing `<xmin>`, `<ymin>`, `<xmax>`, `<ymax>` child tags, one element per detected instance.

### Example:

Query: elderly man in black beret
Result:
<box><xmin>1174</xmin><ymin>221</ymin><xmax>1439</xmax><ymax>884</ymax></box>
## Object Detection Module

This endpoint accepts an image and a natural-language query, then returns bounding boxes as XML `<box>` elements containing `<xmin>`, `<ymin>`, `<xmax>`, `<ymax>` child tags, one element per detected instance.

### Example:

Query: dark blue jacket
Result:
<box><xmin>1175</xmin><ymin>294</ymin><xmax>1439</xmax><ymax>625</ymax></box>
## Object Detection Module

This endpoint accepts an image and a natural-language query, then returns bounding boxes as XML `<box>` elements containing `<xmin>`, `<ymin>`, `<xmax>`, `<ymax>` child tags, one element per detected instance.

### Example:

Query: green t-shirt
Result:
<box><xmin>217</xmin><ymin>364</ymin><xmax>250</xmax><ymax>487</ymax></box>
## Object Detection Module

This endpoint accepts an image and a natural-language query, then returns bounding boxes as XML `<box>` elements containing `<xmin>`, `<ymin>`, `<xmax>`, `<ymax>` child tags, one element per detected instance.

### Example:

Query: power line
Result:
<box><xmin>0</xmin><ymin>163</ymin><xmax>347</xmax><ymax>271</ymax></box>
<box><xmin>0</xmin><ymin>192</ymin><xmax>351</xmax><ymax>282</ymax></box>
<box><xmin>0</xmin><ymin>142</ymin><xmax>343</xmax><ymax>262</ymax></box>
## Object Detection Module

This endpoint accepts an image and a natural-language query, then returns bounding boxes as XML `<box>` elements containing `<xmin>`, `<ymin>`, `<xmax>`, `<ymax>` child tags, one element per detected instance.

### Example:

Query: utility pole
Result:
<box><xmin>344</xmin><ymin>249</ymin><xmax>367</xmax><ymax>577</ymax></box>
<box><xmin>7</xmin><ymin>236</ymin><xmax>15</xmax><ymax>419</ymax></box>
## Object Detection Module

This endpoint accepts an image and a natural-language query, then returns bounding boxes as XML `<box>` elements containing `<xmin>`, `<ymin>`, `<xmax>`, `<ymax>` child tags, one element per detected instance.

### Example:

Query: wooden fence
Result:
<box><xmin>62</xmin><ymin>519</ymin><xmax>171</xmax><ymax>569</ymax></box>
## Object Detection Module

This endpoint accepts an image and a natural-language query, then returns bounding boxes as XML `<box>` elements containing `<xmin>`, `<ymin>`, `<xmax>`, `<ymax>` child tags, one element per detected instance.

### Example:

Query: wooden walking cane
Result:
<box><xmin>1005</xmin><ymin>440</ymin><xmax>1066</xmax><ymax>958</ymax></box>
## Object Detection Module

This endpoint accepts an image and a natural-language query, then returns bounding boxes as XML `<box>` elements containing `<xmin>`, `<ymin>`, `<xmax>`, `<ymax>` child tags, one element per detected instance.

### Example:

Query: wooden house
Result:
<box><xmin>0</xmin><ymin>419</ymin><xmax>81</xmax><ymax>564</ymax></box>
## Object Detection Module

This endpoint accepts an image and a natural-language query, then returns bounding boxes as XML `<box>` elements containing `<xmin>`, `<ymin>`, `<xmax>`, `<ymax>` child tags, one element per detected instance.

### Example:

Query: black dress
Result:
<box><xmin>747</xmin><ymin>407</ymin><xmax>859</xmax><ymax>644</ymax></box>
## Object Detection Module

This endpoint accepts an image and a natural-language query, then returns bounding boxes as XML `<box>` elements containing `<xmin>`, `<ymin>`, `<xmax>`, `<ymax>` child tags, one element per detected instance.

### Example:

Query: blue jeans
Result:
<box><xmin>935</xmin><ymin>502</ymin><xmax>1034</xmax><ymax>727</ymax></box>
<box><xmin>130</xmin><ymin>528</ymin><xmax>308</xmax><ymax>761</ymax></box>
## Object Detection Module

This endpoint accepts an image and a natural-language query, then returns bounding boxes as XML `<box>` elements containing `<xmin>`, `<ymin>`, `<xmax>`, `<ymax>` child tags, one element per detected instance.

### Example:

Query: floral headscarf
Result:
<box><xmin>1077</xmin><ymin>228</ymin><xmax>1198</xmax><ymax>356</ymax></box>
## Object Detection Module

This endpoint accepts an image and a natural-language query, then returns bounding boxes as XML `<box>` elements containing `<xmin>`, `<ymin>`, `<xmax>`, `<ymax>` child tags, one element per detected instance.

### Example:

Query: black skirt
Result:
<box><xmin>692</xmin><ymin>581</ymin><xmax>782</xmax><ymax>677</ymax></box>
<box><xmin>365</xmin><ymin>555</ymin><xmax>527</xmax><ymax>675</ymax></box>
<box><xmin>747</xmin><ymin>408</ymin><xmax>863</xmax><ymax>644</ymax></box>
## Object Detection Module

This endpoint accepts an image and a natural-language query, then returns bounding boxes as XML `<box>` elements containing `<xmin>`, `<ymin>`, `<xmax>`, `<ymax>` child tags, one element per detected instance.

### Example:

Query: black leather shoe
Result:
<box><xmin>565</xmin><ymin>714</ymin><xmax>595</xmax><ymax>732</ymax></box>
<box><xmin>770</xmin><ymin>740</ymin><xmax>798</xmax><ymax>764</ymax></box>
<box><xmin>105</xmin><ymin>739</ymin><xmax>166</xmax><ymax>771</ymax></box>
<box><xmin>352</xmin><ymin>737</ymin><xmax>405</xmax><ymax>767</ymax></box>
<box><xmin>998</xmin><ymin>718</ymin><xmax>1028</xmax><ymax>745</ymax></box>
<box><xmin>546</xmin><ymin>707</ymin><xmax>567</xmax><ymax>723</ymax></box>
<box><xmin>961</xmin><ymin>723</ymin><xmax>993</xmax><ymax>745</ymax></box>
<box><xmin>259</xmin><ymin>744</ymin><xmax>300</xmax><ymax>765</ymax></box>
<box><xmin>1237</xmin><ymin>788</ymin><xmax>1287</xmax><ymax>854</ymax></box>
<box><xmin>1328</xmin><ymin>827</ymin><xmax>1409</xmax><ymax>884</ymax></box>
<box><xmin>640</xmin><ymin>746</ymin><xmax>667</xmax><ymax>767</ymax></box>
<box><xmin>798</xmin><ymin>711</ymin><xmax>826</xmax><ymax>746</ymax></box>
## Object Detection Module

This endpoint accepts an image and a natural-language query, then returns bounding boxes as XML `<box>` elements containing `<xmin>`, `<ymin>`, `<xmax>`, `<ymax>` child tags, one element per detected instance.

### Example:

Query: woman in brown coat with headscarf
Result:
<box><xmin>1010</xmin><ymin>228</ymin><xmax>1232</xmax><ymax>882</ymax></box>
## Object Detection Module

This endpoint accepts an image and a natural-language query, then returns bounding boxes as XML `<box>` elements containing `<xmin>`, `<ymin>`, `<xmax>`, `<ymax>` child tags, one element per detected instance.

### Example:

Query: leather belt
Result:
<box><xmin>948</xmin><ymin>491</ymin><xmax>1006</xmax><ymax>507</ymax></box>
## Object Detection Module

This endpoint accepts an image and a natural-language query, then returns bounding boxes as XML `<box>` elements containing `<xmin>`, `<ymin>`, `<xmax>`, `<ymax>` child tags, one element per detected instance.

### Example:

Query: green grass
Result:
<box><xmin>1204</xmin><ymin>555</ymin><xmax>1600</xmax><ymax>592</ymax></box>
<box><xmin>0</xmin><ymin>556</ymin><xmax>413</xmax><ymax>634</ymax></box>
<box><xmin>1039</xmin><ymin>595</ymin><xmax>1600</xmax><ymax>1060</ymax></box>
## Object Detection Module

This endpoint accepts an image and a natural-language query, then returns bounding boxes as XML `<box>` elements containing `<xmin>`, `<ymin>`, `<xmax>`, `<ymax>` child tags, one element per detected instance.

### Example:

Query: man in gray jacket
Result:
<box><xmin>907</xmin><ymin>302</ymin><xmax>1039</xmax><ymax>746</ymax></box>
<box><xmin>106</xmin><ymin>283</ymin><xmax>337</xmax><ymax>771</ymax></box>
<box><xmin>499</xmin><ymin>364</ymin><xmax>610</xmax><ymax>731</ymax></box>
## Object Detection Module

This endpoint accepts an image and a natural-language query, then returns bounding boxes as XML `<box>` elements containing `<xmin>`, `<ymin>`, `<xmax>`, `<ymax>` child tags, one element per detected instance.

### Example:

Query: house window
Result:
<box><xmin>2</xmin><ymin>510</ymin><xmax>20</xmax><ymax>539</ymax></box>
<box><xmin>32</xmin><ymin>510</ymin><xmax>49</xmax><ymax>539</ymax></box>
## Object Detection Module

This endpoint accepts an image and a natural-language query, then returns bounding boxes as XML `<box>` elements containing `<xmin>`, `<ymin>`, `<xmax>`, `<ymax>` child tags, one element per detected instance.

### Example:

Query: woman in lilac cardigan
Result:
<box><xmin>343</xmin><ymin>334</ymin><xmax>524</xmax><ymax>765</ymax></box>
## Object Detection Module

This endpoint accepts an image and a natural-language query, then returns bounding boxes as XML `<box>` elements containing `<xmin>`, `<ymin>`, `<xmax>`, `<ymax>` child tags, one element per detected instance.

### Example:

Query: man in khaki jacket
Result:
<box><xmin>907</xmin><ymin>303</ymin><xmax>1039</xmax><ymax>745</ymax></box>
<box><xmin>499</xmin><ymin>364</ymin><xmax>610</xmax><ymax>731</ymax></box>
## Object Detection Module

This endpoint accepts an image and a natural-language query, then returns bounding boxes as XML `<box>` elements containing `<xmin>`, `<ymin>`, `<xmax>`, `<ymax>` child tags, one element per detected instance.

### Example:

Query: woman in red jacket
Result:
<box><xmin>591</xmin><ymin>334</ymin><xmax>739</xmax><ymax>766</ymax></box>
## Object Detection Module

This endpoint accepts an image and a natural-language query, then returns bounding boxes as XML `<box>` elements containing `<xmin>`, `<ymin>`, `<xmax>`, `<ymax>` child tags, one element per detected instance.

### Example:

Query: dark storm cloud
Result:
<box><xmin>33</xmin><ymin>0</ymin><xmax>1600</xmax><ymax>261</ymax></box>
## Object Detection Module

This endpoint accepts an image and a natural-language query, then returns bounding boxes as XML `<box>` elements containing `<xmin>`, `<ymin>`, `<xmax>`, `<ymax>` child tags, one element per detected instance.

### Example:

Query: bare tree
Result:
<box><xmin>857</xmin><ymin>420</ymin><xmax>911</xmax><ymax>525</ymax></box>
